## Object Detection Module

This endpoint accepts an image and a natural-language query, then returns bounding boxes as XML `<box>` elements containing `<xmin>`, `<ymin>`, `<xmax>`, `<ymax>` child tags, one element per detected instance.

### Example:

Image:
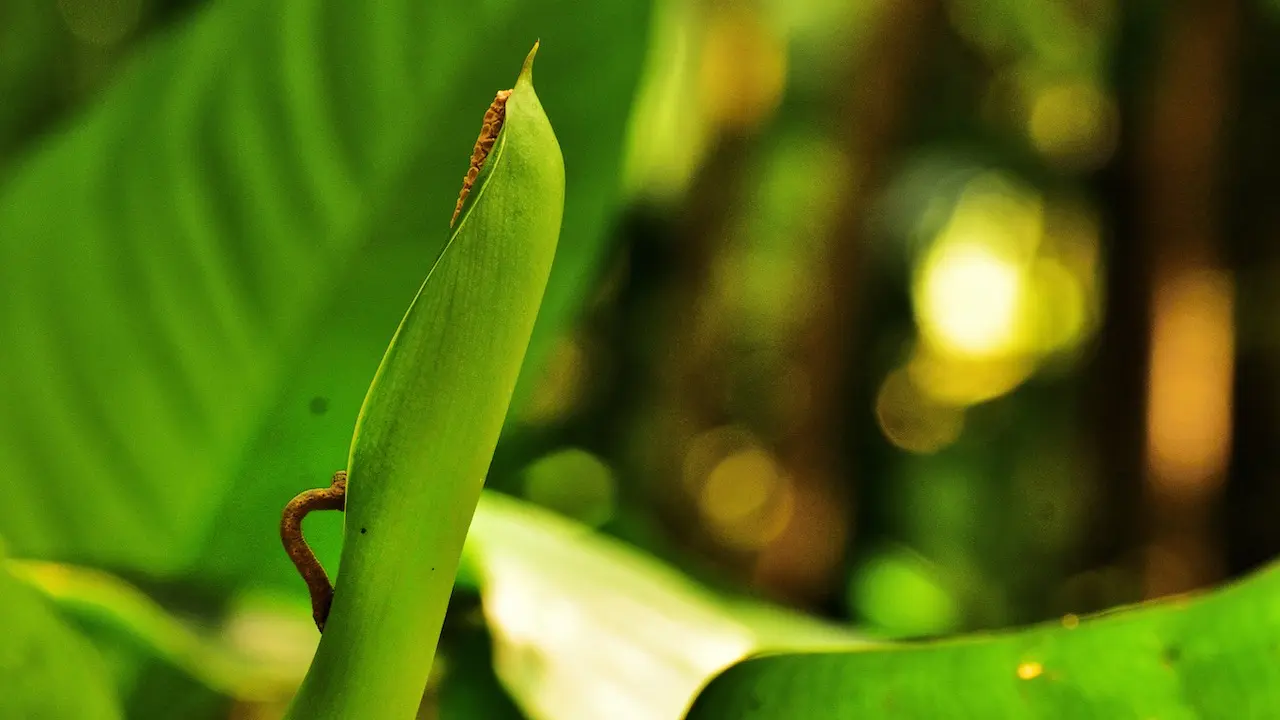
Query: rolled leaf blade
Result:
<box><xmin>286</xmin><ymin>44</ymin><xmax>564</xmax><ymax>720</ymax></box>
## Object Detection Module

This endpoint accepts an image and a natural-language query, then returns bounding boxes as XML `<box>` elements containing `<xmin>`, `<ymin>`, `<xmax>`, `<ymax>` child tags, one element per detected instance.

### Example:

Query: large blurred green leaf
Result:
<box><xmin>0</xmin><ymin>0</ymin><xmax>649</xmax><ymax>587</ymax></box>
<box><xmin>462</xmin><ymin>492</ymin><xmax>867</xmax><ymax>720</ymax></box>
<box><xmin>0</xmin><ymin>549</ymin><xmax>121</xmax><ymax>719</ymax></box>
<box><xmin>686</xmin><ymin>564</ymin><xmax>1280</xmax><ymax>719</ymax></box>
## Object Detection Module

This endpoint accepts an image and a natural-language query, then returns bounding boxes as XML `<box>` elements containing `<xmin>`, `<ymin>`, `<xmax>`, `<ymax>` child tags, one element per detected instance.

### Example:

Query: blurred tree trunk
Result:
<box><xmin>1134</xmin><ymin>0</ymin><xmax>1238</xmax><ymax>599</ymax></box>
<box><xmin>756</xmin><ymin>0</ymin><xmax>942</xmax><ymax>606</ymax></box>
<box><xmin>1222</xmin><ymin>0</ymin><xmax>1280</xmax><ymax>577</ymax></box>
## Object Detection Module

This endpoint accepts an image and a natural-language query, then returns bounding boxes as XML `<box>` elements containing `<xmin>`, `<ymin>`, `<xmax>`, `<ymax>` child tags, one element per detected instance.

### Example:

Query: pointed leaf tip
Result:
<box><xmin>520</xmin><ymin>41</ymin><xmax>540</xmax><ymax>83</ymax></box>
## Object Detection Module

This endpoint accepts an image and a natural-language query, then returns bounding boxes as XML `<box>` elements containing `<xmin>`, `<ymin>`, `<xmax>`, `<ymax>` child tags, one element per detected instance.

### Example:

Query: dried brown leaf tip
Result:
<box><xmin>451</xmin><ymin>89</ymin><xmax>513</xmax><ymax>227</ymax></box>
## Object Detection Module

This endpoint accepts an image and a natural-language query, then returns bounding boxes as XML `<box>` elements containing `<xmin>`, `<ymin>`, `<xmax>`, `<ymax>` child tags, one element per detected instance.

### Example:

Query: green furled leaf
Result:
<box><xmin>285</xmin><ymin>47</ymin><xmax>564</xmax><ymax>720</ymax></box>
<box><xmin>686</xmin><ymin>564</ymin><xmax>1280</xmax><ymax>719</ymax></box>
<box><xmin>461</xmin><ymin>492</ymin><xmax>867</xmax><ymax>720</ymax></box>
<box><xmin>0</xmin><ymin>0</ymin><xmax>649</xmax><ymax>590</ymax></box>
<box><xmin>0</xmin><ymin>549</ymin><xmax>121</xmax><ymax>719</ymax></box>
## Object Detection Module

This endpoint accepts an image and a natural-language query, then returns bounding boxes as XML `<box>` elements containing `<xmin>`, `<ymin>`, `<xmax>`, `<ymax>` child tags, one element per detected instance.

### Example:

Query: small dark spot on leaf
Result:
<box><xmin>1162</xmin><ymin>645</ymin><xmax>1181</xmax><ymax>666</ymax></box>
<box><xmin>360</xmin><ymin>527</ymin><xmax>367</xmax><ymax>535</ymax></box>
<box><xmin>309</xmin><ymin>396</ymin><xmax>330</xmax><ymax>415</ymax></box>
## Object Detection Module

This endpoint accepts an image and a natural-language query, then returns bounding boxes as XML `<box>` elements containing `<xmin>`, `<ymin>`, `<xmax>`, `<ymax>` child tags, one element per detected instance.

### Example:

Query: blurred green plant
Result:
<box><xmin>0</xmin><ymin>547</ymin><xmax>121</xmax><ymax>719</ymax></box>
<box><xmin>10</xmin><ymin>559</ymin><xmax>301</xmax><ymax>706</ymax></box>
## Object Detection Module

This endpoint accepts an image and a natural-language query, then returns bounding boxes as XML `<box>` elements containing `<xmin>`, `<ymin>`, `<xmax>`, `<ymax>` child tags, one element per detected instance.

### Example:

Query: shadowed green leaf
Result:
<box><xmin>686</xmin><ymin>564</ymin><xmax>1280</xmax><ymax>719</ymax></box>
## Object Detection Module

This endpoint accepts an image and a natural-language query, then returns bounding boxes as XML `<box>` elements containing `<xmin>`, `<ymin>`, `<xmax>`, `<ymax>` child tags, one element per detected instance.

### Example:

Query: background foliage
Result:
<box><xmin>3</xmin><ymin>0</ymin><xmax>1280</xmax><ymax>717</ymax></box>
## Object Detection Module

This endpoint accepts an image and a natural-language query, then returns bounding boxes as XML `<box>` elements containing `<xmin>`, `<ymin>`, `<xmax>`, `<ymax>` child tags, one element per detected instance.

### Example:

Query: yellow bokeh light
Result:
<box><xmin>698</xmin><ymin>448</ymin><xmax>794</xmax><ymax>550</ymax></box>
<box><xmin>1028</xmin><ymin>81</ymin><xmax>1117</xmax><ymax>171</ymax></box>
<box><xmin>916</xmin><ymin>240</ymin><xmax>1026</xmax><ymax>358</ymax></box>
<box><xmin>908</xmin><ymin>177</ymin><xmax>1102</xmax><ymax>406</ymax></box>
<box><xmin>875</xmin><ymin>369</ymin><xmax>964</xmax><ymax>453</ymax></box>
<box><xmin>907</xmin><ymin>344</ymin><xmax>1035</xmax><ymax>407</ymax></box>
<box><xmin>1017</xmin><ymin>661</ymin><xmax>1044</xmax><ymax>680</ymax></box>
<box><xmin>913</xmin><ymin>174</ymin><xmax>1046</xmax><ymax>361</ymax></box>
<box><xmin>702</xmin><ymin>449</ymin><xmax>776</xmax><ymax>524</ymax></box>
<box><xmin>682</xmin><ymin>426</ymin><xmax>756</xmax><ymax>494</ymax></box>
<box><xmin>947</xmin><ymin>174</ymin><xmax>1045</xmax><ymax>258</ymax></box>
<box><xmin>699</xmin><ymin>7</ymin><xmax>788</xmax><ymax>134</ymax></box>
<box><xmin>1146</xmin><ymin>270</ymin><xmax>1235</xmax><ymax>495</ymax></box>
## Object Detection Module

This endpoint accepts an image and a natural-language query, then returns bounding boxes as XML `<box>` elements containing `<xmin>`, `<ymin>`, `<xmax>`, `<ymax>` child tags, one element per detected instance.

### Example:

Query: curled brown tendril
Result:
<box><xmin>280</xmin><ymin>470</ymin><xmax>347</xmax><ymax>631</ymax></box>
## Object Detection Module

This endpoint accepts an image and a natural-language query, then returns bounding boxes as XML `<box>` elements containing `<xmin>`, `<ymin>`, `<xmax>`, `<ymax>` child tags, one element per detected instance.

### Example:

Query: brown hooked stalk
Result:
<box><xmin>281</xmin><ymin>470</ymin><xmax>348</xmax><ymax>631</ymax></box>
